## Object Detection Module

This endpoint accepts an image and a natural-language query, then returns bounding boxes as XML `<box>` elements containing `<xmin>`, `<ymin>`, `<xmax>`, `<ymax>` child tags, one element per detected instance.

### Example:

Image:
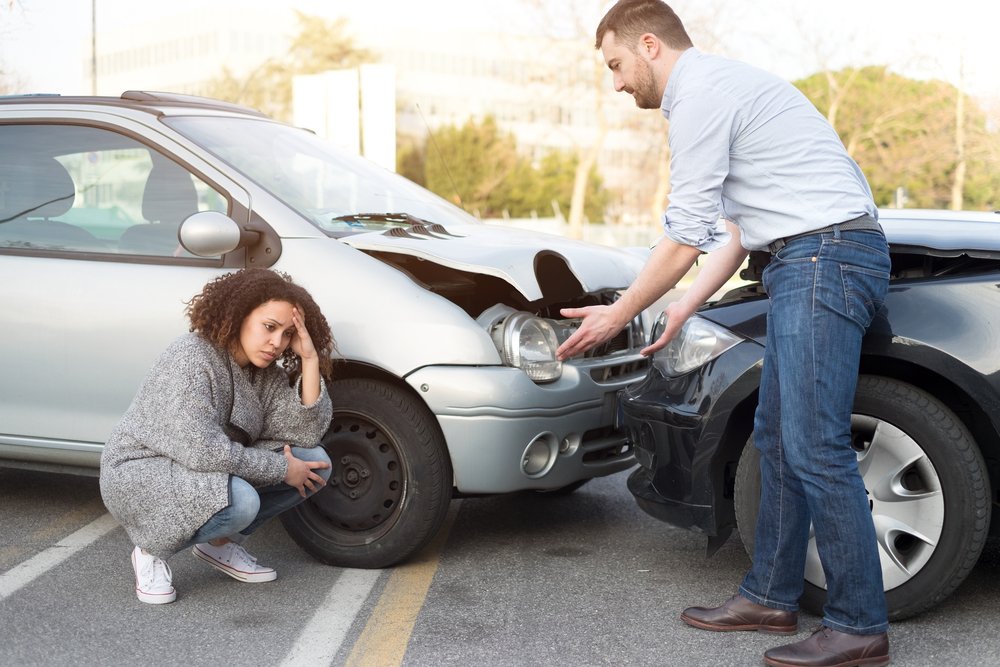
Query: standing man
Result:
<box><xmin>557</xmin><ymin>1</ymin><xmax>891</xmax><ymax>665</ymax></box>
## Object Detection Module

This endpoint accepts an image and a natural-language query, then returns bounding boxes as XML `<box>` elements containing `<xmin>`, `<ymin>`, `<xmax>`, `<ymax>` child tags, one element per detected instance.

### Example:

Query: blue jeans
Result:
<box><xmin>183</xmin><ymin>446</ymin><xmax>332</xmax><ymax>548</ymax></box>
<box><xmin>738</xmin><ymin>228</ymin><xmax>890</xmax><ymax>635</ymax></box>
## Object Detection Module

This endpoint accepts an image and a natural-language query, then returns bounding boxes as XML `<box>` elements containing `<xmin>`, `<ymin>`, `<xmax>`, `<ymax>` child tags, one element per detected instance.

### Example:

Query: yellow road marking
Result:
<box><xmin>344</xmin><ymin>500</ymin><xmax>462</xmax><ymax>667</ymax></box>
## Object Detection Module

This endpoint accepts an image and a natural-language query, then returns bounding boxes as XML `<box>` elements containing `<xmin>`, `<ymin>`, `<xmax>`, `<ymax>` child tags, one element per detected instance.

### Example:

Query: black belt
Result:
<box><xmin>767</xmin><ymin>214</ymin><xmax>882</xmax><ymax>254</ymax></box>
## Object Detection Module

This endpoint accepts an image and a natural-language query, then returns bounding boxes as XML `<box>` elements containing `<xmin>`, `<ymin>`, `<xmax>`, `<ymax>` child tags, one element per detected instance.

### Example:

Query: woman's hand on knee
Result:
<box><xmin>282</xmin><ymin>444</ymin><xmax>332</xmax><ymax>497</ymax></box>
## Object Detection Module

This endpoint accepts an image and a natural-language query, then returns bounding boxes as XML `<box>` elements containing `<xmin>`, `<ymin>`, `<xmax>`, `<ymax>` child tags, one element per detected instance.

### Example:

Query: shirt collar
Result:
<box><xmin>661</xmin><ymin>47</ymin><xmax>699</xmax><ymax>119</ymax></box>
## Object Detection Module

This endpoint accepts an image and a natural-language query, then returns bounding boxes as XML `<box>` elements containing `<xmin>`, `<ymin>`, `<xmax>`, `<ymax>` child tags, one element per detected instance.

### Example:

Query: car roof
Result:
<box><xmin>879</xmin><ymin>209</ymin><xmax>1000</xmax><ymax>254</ymax></box>
<box><xmin>0</xmin><ymin>91</ymin><xmax>268</xmax><ymax>118</ymax></box>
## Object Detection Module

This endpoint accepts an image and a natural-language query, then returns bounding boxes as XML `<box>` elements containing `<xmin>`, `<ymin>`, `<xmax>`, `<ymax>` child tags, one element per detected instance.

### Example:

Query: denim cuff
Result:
<box><xmin>738</xmin><ymin>585</ymin><xmax>799</xmax><ymax>613</ymax></box>
<box><xmin>822</xmin><ymin>614</ymin><xmax>889</xmax><ymax>636</ymax></box>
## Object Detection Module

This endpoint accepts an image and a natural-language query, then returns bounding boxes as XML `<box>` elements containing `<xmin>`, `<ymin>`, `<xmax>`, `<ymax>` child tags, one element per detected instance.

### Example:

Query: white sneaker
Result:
<box><xmin>192</xmin><ymin>542</ymin><xmax>277</xmax><ymax>583</ymax></box>
<box><xmin>131</xmin><ymin>546</ymin><xmax>176</xmax><ymax>604</ymax></box>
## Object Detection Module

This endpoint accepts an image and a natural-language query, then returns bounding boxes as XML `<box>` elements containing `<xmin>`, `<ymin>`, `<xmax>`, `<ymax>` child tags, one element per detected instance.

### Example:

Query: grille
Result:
<box><xmin>582</xmin><ymin>314</ymin><xmax>651</xmax><ymax>384</ymax></box>
<box><xmin>548</xmin><ymin>292</ymin><xmax>650</xmax><ymax>384</ymax></box>
<box><xmin>580</xmin><ymin>426</ymin><xmax>634</xmax><ymax>462</ymax></box>
<box><xmin>589</xmin><ymin>357</ymin><xmax>650</xmax><ymax>383</ymax></box>
<box><xmin>588</xmin><ymin>326</ymin><xmax>632</xmax><ymax>357</ymax></box>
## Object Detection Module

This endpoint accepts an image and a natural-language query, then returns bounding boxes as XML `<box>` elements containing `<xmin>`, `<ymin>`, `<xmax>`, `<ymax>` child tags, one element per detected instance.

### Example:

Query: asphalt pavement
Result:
<box><xmin>1</xmin><ymin>467</ymin><xmax>998</xmax><ymax>666</ymax></box>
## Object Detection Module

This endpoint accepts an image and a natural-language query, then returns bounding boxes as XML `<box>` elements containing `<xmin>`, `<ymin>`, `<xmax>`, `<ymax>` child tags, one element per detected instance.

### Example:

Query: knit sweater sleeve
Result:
<box><xmin>129</xmin><ymin>336</ymin><xmax>288</xmax><ymax>486</ymax></box>
<box><xmin>254</xmin><ymin>368</ymin><xmax>333</xmax><ymax>450</ymax></box>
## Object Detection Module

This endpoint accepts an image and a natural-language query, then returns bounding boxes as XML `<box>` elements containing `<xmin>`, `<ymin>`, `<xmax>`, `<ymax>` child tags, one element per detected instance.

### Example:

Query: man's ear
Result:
<box><xmin>639</xmin><ymin>33</ymin><xmax>659</xmax><ymax>58</ymax></box>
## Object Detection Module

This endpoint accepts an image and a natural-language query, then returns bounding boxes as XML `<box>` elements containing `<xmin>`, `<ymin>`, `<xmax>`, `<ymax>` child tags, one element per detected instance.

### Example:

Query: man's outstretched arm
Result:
<box><xmin>556</xmin><ymin>236</ymin><xmax>702</xmax><ymax>360</ymax></box>
<box><xmin>640</xmin><ymin>221</ymin><xmax>748</xmax><ymax>356</ymax></box>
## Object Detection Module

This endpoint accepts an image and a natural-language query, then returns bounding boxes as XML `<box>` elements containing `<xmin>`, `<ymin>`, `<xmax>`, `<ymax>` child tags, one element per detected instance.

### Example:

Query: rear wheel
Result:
<box><xmin>280</xmin><ymin>378</ymin><xmax>453</xmax><ymax>569</ymax></box>
<box><xmin>734</xmin><ymin>375</ymin><xmax>990</xmax><ymax>620</ymax></box>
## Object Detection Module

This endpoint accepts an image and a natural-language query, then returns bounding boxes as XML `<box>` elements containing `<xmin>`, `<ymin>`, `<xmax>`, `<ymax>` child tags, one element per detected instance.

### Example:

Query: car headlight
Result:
<box><xmin>651</xmin><ymin>313</ymin><xmax>742</xmax><ymax>377</ymax></box>
<box><xmin>491</xmin><ymin>312</ymin><xmax>562</xmax><ymax>383</ymax></box>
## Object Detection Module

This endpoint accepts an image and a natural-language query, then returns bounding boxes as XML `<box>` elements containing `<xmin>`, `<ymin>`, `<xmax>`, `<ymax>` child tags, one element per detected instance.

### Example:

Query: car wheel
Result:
<box><xmin>734</xmin><ymin>375</ymin><xmax>990</xmax><ymax>620</ymax></box>
<box><xmin>280</xmin><ymin>378</ymin><xmax>453</xmax><ymax>569</ymax></box>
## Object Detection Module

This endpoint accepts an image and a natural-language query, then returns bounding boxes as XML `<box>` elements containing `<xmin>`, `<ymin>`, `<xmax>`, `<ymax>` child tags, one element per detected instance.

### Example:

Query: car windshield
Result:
<box><xmin>164</xmin><ymin>115</ymin><xmax>479</xmax><ymax>235</ymax></box>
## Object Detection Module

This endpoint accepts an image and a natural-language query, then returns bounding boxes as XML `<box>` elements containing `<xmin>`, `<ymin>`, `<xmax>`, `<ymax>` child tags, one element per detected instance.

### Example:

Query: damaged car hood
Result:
<box><xmin>881</xmin><ymin>209</ymin><xmax>1000</xmax><ymax>255</ymax></box>
<box><xmin>342</xmin><ymin>222</ymin><xmax>648</xmax><ymax>301</ymax></box>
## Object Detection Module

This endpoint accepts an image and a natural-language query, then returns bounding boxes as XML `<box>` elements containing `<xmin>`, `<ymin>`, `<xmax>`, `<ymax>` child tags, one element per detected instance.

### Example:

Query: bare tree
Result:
<box><xmin>202</xmin><ymin>12</ymin><xmax>374</xmax><ymax>122</ymax></box>
<box><xmin>508</xmin><ymin>0</ymin><xmax>735</xmax><ymax>237</ymax></box>
<box><xmin>512</xmin><ymin>0</ymin><xmax>609</xmax><ymax>238</ymax></box>
<box><xmin>566</xmin><ymin>46</ymin><xmax>610</xmax><ymax>239</ymax></box>
<box><xmin>950</xmin><ymin>58</ymin><xmax>967</xmax><ymax>211</ymax></box>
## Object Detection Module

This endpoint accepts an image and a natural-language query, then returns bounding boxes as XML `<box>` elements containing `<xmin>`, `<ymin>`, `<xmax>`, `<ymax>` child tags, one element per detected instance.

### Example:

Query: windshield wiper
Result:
<box><xmin>328</xmin><ymin>212</ymin><xmax>463</xmax><ymax>239</ymax></box>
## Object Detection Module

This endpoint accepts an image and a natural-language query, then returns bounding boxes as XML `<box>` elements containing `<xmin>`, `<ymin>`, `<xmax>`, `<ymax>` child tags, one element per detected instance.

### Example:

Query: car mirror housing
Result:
<box><xmin>178</xmin><ymin>211</ymin><xmax>258</xmax><ymax>257</ymax></box>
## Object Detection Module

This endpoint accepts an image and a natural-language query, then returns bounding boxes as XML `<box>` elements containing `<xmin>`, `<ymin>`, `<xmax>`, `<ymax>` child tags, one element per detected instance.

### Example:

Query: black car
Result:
<box><xmin>620</xmin><ymin>208</ymin><xmax>1000</xmax><ymax>621</ymax></box>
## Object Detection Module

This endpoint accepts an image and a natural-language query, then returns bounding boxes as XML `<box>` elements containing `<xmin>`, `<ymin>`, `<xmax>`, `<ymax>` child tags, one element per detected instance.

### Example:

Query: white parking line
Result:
<box><xmin>279</xmin><ymin>567</ymin><xmax>384</xmax><ymax>666</ymax></box>
<box><xmin>0</xmin><ymin>512</ymin><xmax>119</xmax><ymax>600</ymax></box>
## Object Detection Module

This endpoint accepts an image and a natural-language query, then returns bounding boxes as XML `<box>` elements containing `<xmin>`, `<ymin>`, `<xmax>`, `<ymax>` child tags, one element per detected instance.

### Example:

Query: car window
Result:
<box><xmin>164</xmin><ymin>115</ymin><xmax>480</xmax><ymax>235</ymax></box>
<box><xmin>0</xmin><ymin>124</ymin><xmax>227</xmax><ymax>258</ymax></box>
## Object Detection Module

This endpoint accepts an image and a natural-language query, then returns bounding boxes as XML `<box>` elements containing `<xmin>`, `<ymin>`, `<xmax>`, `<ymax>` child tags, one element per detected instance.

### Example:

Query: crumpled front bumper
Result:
<box><xmin>619</xmin><ymin>341</ymin><xmax>764</xmax><ymax>539</ymax></box>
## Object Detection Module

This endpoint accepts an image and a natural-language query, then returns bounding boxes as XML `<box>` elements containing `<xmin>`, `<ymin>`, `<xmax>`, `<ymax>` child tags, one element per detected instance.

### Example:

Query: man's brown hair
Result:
<box><xmin>595</xmin><ymin>0</ymin><xmax>693</xmax><ymax>51</ymax></box>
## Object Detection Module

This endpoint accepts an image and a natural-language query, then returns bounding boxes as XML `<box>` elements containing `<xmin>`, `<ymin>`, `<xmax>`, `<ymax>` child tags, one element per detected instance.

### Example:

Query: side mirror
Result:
<box><xmin>178</xmin><ymin>211</ymin><xmax>260</xmax><ymax>257</ymax></box>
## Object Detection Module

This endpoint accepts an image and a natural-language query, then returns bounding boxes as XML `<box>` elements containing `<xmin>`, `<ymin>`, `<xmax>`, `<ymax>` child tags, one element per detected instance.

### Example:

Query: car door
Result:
<box><xmin>0</xmin><ymin>118</ymin><xmax>250</xmax><ymax>465</ymax></box>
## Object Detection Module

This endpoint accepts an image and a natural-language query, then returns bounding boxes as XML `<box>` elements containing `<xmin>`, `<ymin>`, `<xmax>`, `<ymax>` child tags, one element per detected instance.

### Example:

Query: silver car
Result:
<box><xmin>0</xmin><ymin>91</ymin><xmax>648</xmax><ymax>568</ymax></box>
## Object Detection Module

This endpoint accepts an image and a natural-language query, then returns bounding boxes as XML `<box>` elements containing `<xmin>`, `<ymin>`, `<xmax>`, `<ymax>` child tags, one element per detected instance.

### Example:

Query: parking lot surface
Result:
<box><xmin>1</xmin><ymin>467</ymin><xmax>998</xmax><ymax>666</ymax></box>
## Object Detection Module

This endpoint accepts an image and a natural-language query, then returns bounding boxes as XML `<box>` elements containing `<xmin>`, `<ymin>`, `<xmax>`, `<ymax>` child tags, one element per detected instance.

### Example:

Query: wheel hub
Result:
<box><xmin>803</xmin><ymin>414</ymin><xmax>944</xmax><ymax>591</ymax></box>
<box><xmin>308</xmin><ymin>415</ymin><xmax>405</xmax><ymax>533</ymax></box>
<box><xmin>337</xmin><ymin>454</ymin><xmax>372</xmax><ymax>499</ymax></box>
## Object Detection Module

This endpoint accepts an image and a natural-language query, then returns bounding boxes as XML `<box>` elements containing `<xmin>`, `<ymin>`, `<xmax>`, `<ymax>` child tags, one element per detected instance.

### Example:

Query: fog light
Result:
<box><xmin>522</xmin><ymin>433</ymin><xmax>557</xmax><ymax>477</ymax></box>
<box><xmin>559</xmin><ymin>434</ymin><xmax>580</xmax><ymax>456</ymax></box>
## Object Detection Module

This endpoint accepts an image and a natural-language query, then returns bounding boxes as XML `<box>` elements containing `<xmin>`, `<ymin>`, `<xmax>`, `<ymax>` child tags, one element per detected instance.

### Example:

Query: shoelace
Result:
<box><xmin>230</xmin><ymin>544</ymin><xmax>259</xmax><ymax>569</ymax></box>
<box><xmin>139</xmin><ymin>556</ymin><xmax>173</xmax><ymax>589</ymax></box>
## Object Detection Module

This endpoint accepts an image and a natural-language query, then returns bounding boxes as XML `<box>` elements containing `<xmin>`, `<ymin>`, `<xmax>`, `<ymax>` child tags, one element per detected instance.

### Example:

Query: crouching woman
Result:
<box><xmin>100</xmin><ymin>268</ymin><xmax>335</xmax><ymax>604</ymax></box>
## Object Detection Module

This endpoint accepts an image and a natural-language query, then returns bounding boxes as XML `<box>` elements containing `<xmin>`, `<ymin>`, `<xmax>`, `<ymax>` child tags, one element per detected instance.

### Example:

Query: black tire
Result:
<box><xmin>734</xmin><ymin>375</ymin><xmax>990</xmax><ymax>621</ymax></box>
<box><xmin>280</xmin><ymin>378</ymin><xmax>453</xmax><ymax>569</ymax></box>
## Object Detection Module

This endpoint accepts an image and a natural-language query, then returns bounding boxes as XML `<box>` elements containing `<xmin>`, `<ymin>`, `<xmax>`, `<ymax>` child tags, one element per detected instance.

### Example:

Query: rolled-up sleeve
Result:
<box><xmin>662</xmin><ymin>85</ymin><xmax>739</xmax><ymax>252</ymax></box>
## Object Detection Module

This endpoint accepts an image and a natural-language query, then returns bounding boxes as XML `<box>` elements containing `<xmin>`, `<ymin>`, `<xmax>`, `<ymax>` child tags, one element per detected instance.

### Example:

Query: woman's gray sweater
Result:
<box><xmin>99</xmin><ymin>333</ymin><xmax>333</xmax><ymax>559</ymax></box>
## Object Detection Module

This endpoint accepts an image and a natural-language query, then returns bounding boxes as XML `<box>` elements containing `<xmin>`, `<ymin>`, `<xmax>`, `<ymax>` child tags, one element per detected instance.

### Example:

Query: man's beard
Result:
<box><xmin>631</xmin><ymin>57</ymin><xmax>660</xmax><ymax>109</ymax></box>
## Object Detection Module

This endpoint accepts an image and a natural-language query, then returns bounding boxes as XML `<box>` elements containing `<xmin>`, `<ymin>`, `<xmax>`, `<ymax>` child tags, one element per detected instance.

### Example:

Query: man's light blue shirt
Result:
<box><xmin>660</xmin><ymin>48</ymin><xmax>877</xmax><ymax>251</ymax></box>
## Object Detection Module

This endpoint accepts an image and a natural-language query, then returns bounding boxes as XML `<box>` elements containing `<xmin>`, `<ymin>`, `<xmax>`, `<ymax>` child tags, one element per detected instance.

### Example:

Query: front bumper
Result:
<box><xmin>619</xmin><ymin>341</ymin><xmax>764</xmax><ymax>537</ymax></box>
<box><xmin>406</xmin><ymin>358</ymin><xmax>645</xmax><ymax>493</ymax></box>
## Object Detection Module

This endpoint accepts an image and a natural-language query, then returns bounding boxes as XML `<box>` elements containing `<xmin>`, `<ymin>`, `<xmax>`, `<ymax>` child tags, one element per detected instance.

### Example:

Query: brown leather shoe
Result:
<box><xmin>763</xmin><ymin>626</ymin><xmax>890</xmax><ymax>667</ymax></box>
<box><xmin>680</xmin><ymin>594</ymin><xmax>798</xmax><ymax>634</ymax></box>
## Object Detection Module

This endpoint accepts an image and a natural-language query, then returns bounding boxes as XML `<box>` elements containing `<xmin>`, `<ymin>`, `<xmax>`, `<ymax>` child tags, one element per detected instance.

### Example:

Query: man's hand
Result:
<box><xmin>554</xmin><ymin>234</ymin><xmax>708</xmax><ymax>361</ymax></box>
<box><xmin>639</xmin><ymin>300</ymin><xmax>696</xmax><ymax>356</ymax></box>
<box><xmin>556</xmin><ymin>304</ymin><xmax>628</xmax><ymax>360</ymax></box>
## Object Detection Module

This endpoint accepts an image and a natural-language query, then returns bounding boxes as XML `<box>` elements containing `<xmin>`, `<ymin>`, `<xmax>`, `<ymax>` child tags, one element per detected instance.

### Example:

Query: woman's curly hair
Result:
<box><xmin>186</xmin><ymin>269</ymin><xmax>336</xmax><ymax>379</ymax></box>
